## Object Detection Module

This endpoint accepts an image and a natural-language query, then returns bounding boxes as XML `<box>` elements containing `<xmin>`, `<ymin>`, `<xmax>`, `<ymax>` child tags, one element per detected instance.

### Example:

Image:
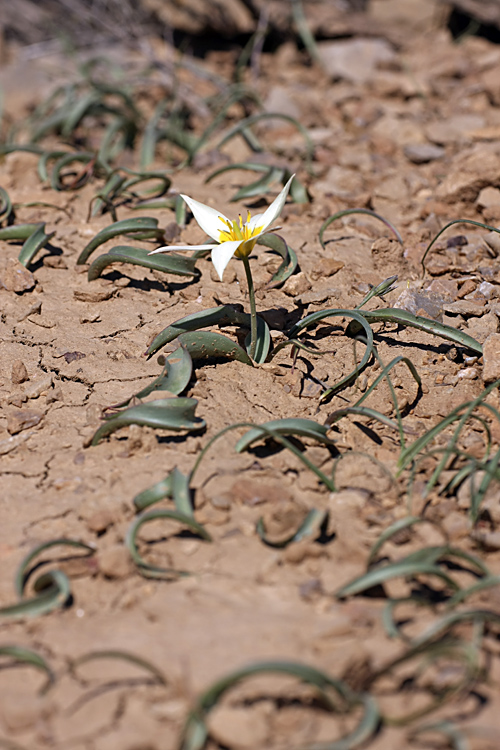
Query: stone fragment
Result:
<box><xmin>27</xmin><ymin>314</ymin><xmax>56</xmax><ymax>328</ymax></box>
<box><xmin>443</xmin><ymin>300</ymin><xmax>486</xmax><ymax>316</ymax></box>
<box><xmin>86</xmin><ymin>510</ymin><xmax>116</xmax><ymax>534</ymax></box>
<box><xmin>477</xmin><ymin>186</ymin><xmax>500</xmax><ymax>208</ymax></box>
<box><xmin>478</xmin><ymin>281</ymin><xmax>498</xmax><ymax>299</ymax></box>
<box><xmin>0</xmin><ymin>258</ymin><xmax>36</xmax><ymax>292</ymax></box>
<box><xmin>483</xmin><ymin>231</ymin><xmax>500</xmax><ymax>256</ymax></box>
<box><xmin>404</xmin><ymin>143</ymin><xmax>445</xmax><ymax>164</ymax></box>
<box><xmin>435</xmin><ymin>144</ymin><xmax>500</xmax><ymax>203</ymax></box>
<box><xmin>24</xmin><ymin>373</ymin><xmax>53</xmax><ymax>399</ymax></box>
<box><xmin>309</xmin><ymin>257</ymin><xmax>344</xmax><ymax>280</ymax></box>
<box><xmin>466</xmin><ymin>311</ymin><xmax>499</xmax><ymax>343</ymax></box>
<box><xmin>43</xmin><ymin>255</ymin><xmax>67</xmax><ymax>268</ymax></box>
<box><xmin>6</xmin><ymin>408</ymin><xmax>43</xmax><ymax>434</ymax></box>
<box><xmin>482</xmin><ymin>332</ymin><xmax>500</xmax><ymax>383</ymax></box>
<box><xmin>208</xmin><ymin>705</ymin><xmax>268</xmax><ymax>750</ymax></box>
<box><xmin>318</xmin><ymin>38</ymin><xmax>395</xmax><ymax>84</ymax></box>
<box><xmin>74</xmin><ymin>288</ymin><xmax>115</xmax><ymax>302</ymax></box>
<box><xmin>425</xmin><ymin>115</ymin><xmax>485</xmax><ymax>146</ymax></box>
<box><xmin>393</xmin><ymin>289</ymin><xmax>444</xmax><ymax>322</ymax></box>
<box><xmin>98</xmin><ymin>545</ymin><xmax>133</xmax><ymax>579</ymax></box>
<box><xmin>283</xmin><ymin>272</ymin><xmax>311</xmax><ymax>297</ymax></box>
<box><xmin>295</xmin><ymin>288</ymin><xmax>340</xmax><ymax>306</ymax></box>
<box><xmin>0</xmin><ymin>431</ymin><xmax>32</xmax><ymax>455</ymax></box>
<box><xmin>11</xmin><ymin>359</ymin><xmax>28</xmax><ymax>384</ymax></box>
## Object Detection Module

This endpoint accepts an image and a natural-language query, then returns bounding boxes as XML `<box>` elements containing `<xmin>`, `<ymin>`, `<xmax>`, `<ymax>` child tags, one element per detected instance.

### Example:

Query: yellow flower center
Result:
<box><xmin>218</xmin><ymin>211</ymin><xmax>263</xmax><ymax>258</ymax></box>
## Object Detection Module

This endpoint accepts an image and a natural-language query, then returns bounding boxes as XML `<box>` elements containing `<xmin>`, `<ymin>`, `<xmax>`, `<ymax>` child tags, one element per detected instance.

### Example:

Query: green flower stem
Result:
<box><xmin>242</xmin><ymin>255</ymin><xmax>257</xmax><ymax>361</ymax></box>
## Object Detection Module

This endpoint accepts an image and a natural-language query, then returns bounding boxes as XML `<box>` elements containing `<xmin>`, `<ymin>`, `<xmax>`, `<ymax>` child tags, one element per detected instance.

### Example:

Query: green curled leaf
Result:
<box><xmin>87</xmin><ymin>245</ymin><xmax>199</xmax><ymax>281</ymax></box>
<box><xmin>178</xmin><ymin>331</ymin><xmax>253</xmax><ymax>365</ymax></box>
<box><xmin>18</xmin><ymin>223</ymin><xmax>56</xmax><ymax>268</ymax></box>
<box><xmin>358</xmin><ymin>308</ymin><xmax>482</xmax><ymax>355</ymax></box>
<box><xmin>132</xmin><ymin>467</ymin><xmax>193</xmax><ymax>516</ymax></box>
<box><xmin>125</xmin><ymin>509</ymin><xmax>211</xmax><ymax>579</ymax></box>
<box><xmin>77</xmin><ymin>216</ymin><xmax>163</xmax><ymax>265</ymax></box>
<box><xmin>0</xmin><ymin>187</ymin><xmax>13</xmax><ymax>223</ymax></box>
<box><xmin>90</xmin><ymin>172</ymin><xmax>127</xmax><ymax>217</ymax></box>
<box><xmin>0</xmin><ymin>646</ymin><xmax>55</xmax><ymax>694</ymax></box>
<box><xmin>71</xmin><ymin>649</ymin><xmax>167</xmax><ymax>686</ymax></box>
<box><xmin>50</xmin><ymin>151</ymin><xmax>98</xmax><ymax>191</ymax></box>
<box><xmin>408</xmin><ymin>720</ymin><xmax>469</xmax><ymax>750</ymax></box>
<box><xmin>319</xmin><ymin>208</ymin><xmax>403</xmax><ymax>251</ymax></box>
<box><xmin>91</xmin><ymin>397</ymin><xmax>205</xmax><ymax>445</ymax></box>
<box><xmin>113</xmin><ymin>346</ymin><xmax>193</xmax><ymax>410</ymax></box>
<box><xmin>257</xmin><ymin>508</ymin><xmax>328</xmax><ymax>548</ymax></box>
<box><xmin>288</xmin><ymin>308</ymin><xmax>374</xmax><ymax>401</ymax></box>
<box><xmin>0</xmin><ymin>571</ymin><xmax>71</xmax><ymax>621</ymax></box>
<box><xmin>145</xmin><ymin>305</ymin><xmax>249</xmax><ymax>359</ymax></box>
<box><xmin>0</xmin><ymin>222</ymin><xmax>43</xmax><ymax>241</ymax></box>
<box><xmin>245</xmin><ymin>315</ymin><xmax>270</xmax><ymax>363</ymax></box>
<box><xmin>179</xmin><ymin>660</ymin><xmax>379</xmax><ymax>750</ymax></box>
<box><xmin>15</xmin><ymin>538</ymin><xmax>96</xmax><ymax>596</ymax></box>
<box><xmin>336</xmin><ymin>546</ymin><xmax>488</xmax><ymax>600</ymax></box>
<box><xmin>133</xmin><ymin>475</ymin><xmax>173</xmax><ymax>512</ymax></box>
<box><xmin>258</xmin><ymin>232</ymin><xmax>298</xmax><ymax>288</ymax></box>
<box><xmin>235</xmin><ymin>418</ymin><xmax>334</xmax><ymax>452</ymax></box>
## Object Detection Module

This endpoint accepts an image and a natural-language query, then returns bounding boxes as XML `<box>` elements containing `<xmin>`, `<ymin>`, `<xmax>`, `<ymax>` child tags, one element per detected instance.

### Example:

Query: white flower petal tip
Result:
<box><xmin>148</xmin><ymin>244</ymin><xmax>216</xmax><ymax>255</ymax></box>
<box><xmin>181</xmin><ymin>194</ymin><xmax>229</xmax><ymax>242</ymax></box>
<box><xmin>211</xmin><ymin>240</ymin><xmax>243</xmax><ymax>281</ymax></box>
<box><xmin>256</xmin><ymin>174</ymin><xmax>295</xmax><ymax>232</ymax></box>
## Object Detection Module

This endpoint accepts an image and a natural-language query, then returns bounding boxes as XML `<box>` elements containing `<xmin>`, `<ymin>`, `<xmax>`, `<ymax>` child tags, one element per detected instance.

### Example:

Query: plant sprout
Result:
<box><xmin>150</xmin><ymin>175</ymin><xmax>294</xmax><ymax>359</ymax></box>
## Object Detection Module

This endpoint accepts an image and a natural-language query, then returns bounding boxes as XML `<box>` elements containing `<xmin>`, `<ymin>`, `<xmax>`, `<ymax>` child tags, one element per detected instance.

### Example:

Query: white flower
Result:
<box><xmin>150</xmin><ymin>175</ymin><xmax>294</xmax><ymax>280</ymax></box>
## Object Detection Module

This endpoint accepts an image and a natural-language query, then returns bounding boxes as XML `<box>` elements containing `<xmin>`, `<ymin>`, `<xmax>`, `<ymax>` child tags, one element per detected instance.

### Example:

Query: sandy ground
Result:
<box><xmin>2</xmin><ymin>1</ymin><xmax>500</xmax><ymax>748</ymax></box>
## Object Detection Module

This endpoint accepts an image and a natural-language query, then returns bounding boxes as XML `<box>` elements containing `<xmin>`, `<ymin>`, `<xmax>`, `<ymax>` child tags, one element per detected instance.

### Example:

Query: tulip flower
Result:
<box><xmin>151</xmin><ymin>175</ymin><xmax>294</xmax><ymax>359</ymax></box>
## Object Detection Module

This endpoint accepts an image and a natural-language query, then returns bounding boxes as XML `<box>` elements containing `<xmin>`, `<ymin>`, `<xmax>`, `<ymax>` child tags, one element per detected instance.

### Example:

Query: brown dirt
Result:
<box><xmin>2</xmin><ymin>1</ymin><xmax>500</xmax><ymax>748</ymax></box>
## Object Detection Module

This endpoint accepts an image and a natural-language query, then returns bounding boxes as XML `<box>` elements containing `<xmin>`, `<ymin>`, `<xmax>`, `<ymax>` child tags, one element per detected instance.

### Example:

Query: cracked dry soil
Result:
<box><xmin>3</xmin><ymin>2</ymin><xmax>500</xmax><ymax>748</ymax></box>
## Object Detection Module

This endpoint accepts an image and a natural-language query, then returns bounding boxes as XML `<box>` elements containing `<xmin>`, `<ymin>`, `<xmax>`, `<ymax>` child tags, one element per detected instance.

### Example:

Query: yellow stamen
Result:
<box><xmin>218</xmin><ymin>210</ymin><xmax>264</xmax><ymax>257</ymax></box>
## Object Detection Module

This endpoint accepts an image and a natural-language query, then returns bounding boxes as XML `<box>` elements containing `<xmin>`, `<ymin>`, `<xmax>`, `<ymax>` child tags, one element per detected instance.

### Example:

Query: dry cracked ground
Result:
<box><xmin>3</xmin><ymin>1</ymin><xmax>500</xmax><ymax>748</ymax></box>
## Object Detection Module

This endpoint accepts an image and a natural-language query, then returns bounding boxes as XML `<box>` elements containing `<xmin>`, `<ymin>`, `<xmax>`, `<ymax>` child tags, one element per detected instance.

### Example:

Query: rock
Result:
<box><xmin>24</xmin><ymin>373</ymin><xmax>53</xmax><ymax>399</ymax></box>
<box><xmin>208</xmin><ymin>705</ymin><xmax>268</xmax><ymax>749</ymax></box>
<box><xmin>478</xmin><ymin>281</ymin><xmax>498</xmax><ymax>299</ymax></box>
<box><xmin>466</xmin><ymin>311</ymin><xmax>499</xmax><ymax>343</ymax></box>
<box><xmin>393</xmin><ymin>288</ymin><xmax>444</xmax><ymax>321</ymax></box>
<box><xmin>283</xmin><ymin>272</ymin><xmax>311</xmax><ymax>297</ymax></box>
<box><xmin>98</xmin><ymin>545</ymin><xmax>133</xmax><ymax>579</ymax></box>
<box><xmin>443</xmin><ymin>300</ymin><xmax>487</xmax><ymax>316</ymax></box>
<box><xmin>86</xmin><ymin>510</ymin><xmax>116</xmax><ymax>534</ymax></box>
<box><xmin>482</xmin><ymin>332</ymin><xmax>500</xmax><ymax>383</ymax></box>
<box><xmin>309</xmin><ymin>258</ymin><xmax>345</xmax><ymax>280</ymax></box>
<box><xmin>435</xmin><ymin>144</ymin><xmax>500</xmax><ymax>203</ymax></box>
<box><xmin>0</xmin><ymin>258</ymin><xmax>36</xmax><ymax>292</ymax></box>
<box><xmin>6</xmin><ymin>407</ymin><xmax>43</xmax><ymax>434</ymax></box>
<box><xmin>404</xmin><ymin>143</ymin><xmax>445</xmax><ymax>164</ymax></box>
<box><xmin>318</xmin><ymin>38</ymin><xmax>396</xmax><ymax>84</ymax></box>
<box><xmin>425</xmin><ymin>115</ymin><xmax>485</xmax><ymax>146</ymax></box>
<box><xmin>483</xmin><ymin>231</ymin><xmax>500</xmax><ymax>256</ymax></box>
<box><xmin>295</xmin><ymin>288</ymin><xmax>340</xmax><ymax>306</ymax></box>
<box><xmin>11</xmin><ymin>359</ymin><xmax>29</xmax><ymax>384</ymax></box>
<box><xmin>477</xmin><ymin>186</ymin><xmax>500</xmax><ymax>208</ymax></box>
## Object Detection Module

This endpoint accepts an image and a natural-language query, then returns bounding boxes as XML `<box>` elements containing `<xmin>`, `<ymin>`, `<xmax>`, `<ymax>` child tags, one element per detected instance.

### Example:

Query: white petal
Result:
<box><xmin>149</xmin><ymin>244</ymin><xmax>216</xmax><ymax>255</ymax></box>
<box><xmin>182</xmin><ymin>194</ymin><xmax>230</xmax><ymax>242</ymax></box>
<box><xmin>211</xmin><ymin>240</ymin><xmax>242</xmax><ymax>281</ymax></box>
<box><xmin>249</xmin><ymin>174</ymin><xmax>295</xmax><ymax>232</ymax></box>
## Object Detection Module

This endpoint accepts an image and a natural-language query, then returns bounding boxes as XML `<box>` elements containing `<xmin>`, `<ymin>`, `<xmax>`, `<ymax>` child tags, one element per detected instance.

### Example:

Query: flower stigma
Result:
<box><xmin>218</xmin><ymin>211</ymin><xmax>263</xmax><ymax>258</ymax></box>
